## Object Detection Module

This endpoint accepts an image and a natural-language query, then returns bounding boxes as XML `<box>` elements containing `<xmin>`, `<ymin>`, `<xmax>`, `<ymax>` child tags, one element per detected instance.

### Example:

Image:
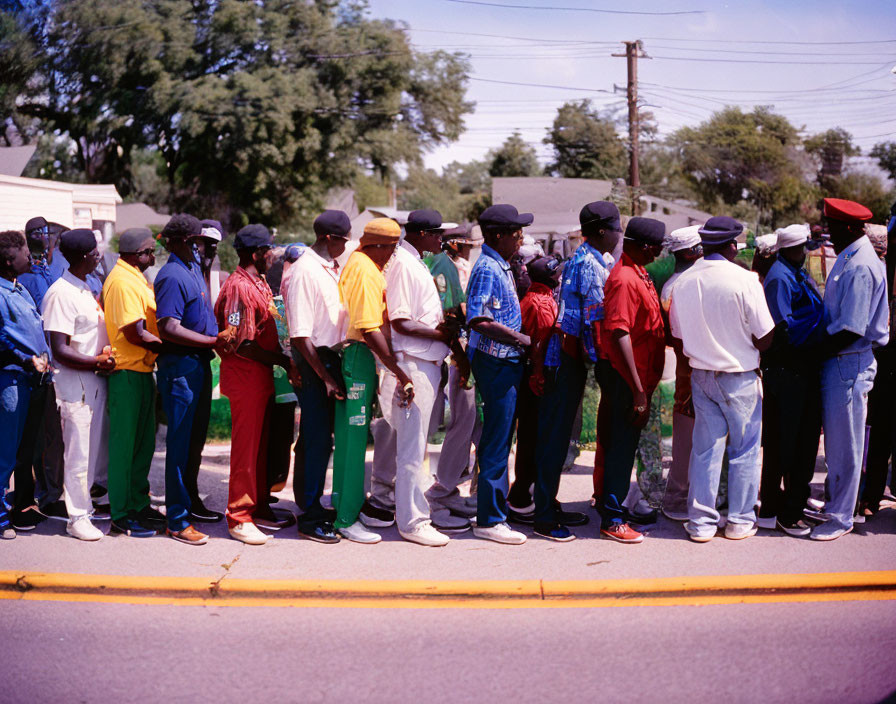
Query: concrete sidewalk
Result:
<box><xmin>4</xmin><ymin>441</ymin><xmax>896</xmax><ymax>587</ymax></box>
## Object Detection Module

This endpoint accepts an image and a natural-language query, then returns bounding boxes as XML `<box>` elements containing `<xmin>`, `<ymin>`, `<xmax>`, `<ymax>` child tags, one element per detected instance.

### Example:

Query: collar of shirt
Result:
<box><xmin>580</xmin><ymin>240</ymin><xmax>608</xmax><ymax>268</ymax></box>
<box><xmin>838</xmin><ymin>235</ymin><xmax>868</xmax><ymax>262</ymax></box>
<box><xmin>114</xmin><ymin>257</ymin><xmax>149</xmax><ymax>283</ymax></box>
<box><xmin>168</xmin><ymin>252</ymin><xmax>196</xmax><ymax>271</ymax></box>
<box><xmin>62</xmin><ymin>269</ymin><xmax>92</xmax><ymax>292</ymax></box>
<box><xmin>0</xmin><ymin>276</ymin><xmax>18</xmax><ymax>293</ymax></box>
<box><xmin>526</xmin><ymin>281</ymin><xmax>555</xmax><ymax>298</ymax></box>
<box><xmin>480</xmin><ymin>243</ymin><xmax>511</xmax><ymax>271</ymax></box>
<box><xmin>305</xmin><ymin>247</ymin><xmax>340</xmax><ymax>279</ymax></box>
<box><xmin>704</xmin><ymin>252</ymin><xmax>728</xmax><ymax>261</ymax></box>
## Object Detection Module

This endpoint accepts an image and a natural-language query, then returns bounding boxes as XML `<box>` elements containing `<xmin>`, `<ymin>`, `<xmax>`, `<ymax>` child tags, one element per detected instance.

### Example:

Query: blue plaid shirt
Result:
<box><xmin>545</xmin><ymin>242</ymin><xmax>613</xmax><ymax>367</ymax></box>
<box><xmin>466</xmin><ymin>244</ymin><xmax>522</xmax><ymax>359</ymax></box>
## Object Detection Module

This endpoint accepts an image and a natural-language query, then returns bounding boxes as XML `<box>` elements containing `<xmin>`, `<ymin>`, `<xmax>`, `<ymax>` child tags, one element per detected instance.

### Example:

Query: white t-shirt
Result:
<box><xmin>669</xmin><ymin>257</ymin><xmax>774</xmax><ymax>373</ymax></box>
<box><xmin>384</xmin><ymin>240</ymin><xmax>450</xmax><ymax>362</ymax></box>
<box><xmin>42</xmin><ymin>270</ymin><xmax>110</xmax><ymax>402</ymax></box>
<box><xmin>285</xmin><ymin>248</ymin><xmax>346</xmax><ymax>349</ymax></box>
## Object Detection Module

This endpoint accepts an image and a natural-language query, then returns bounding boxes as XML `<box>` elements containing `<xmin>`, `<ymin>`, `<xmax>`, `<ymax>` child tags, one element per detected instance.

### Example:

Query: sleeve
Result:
<box><xmin>103</xmin><ymin>279</ymin><xmax>146</xmax><ymax>331</ymax></box>
<box><xmin>344</xmin><ymin>268</ymin><xmax>384</xmax><ymax>333</ymax></box>
<box><xmin>40</xmin><ymin>287</ymin><xmax>76</xmax><ymax>336</ymax></box>
<box><xmin>601</xmin><ymin>272</ymin><xmax>638</xmax><ymax>334</ymax></box>
<box><xmin>214</xmin><ymin>280</ymin><xmax>255</xmax><ymax>345</ymax></box>
<box><xmin>385</xmin><ymin>261</ymin><xmax>415</xmax><ymax>321</ymax></box>
<box><xmin>746</xmin><ymin>276</ymin><xmax>776</xmax><ymax>339</ymax></box>
<box><xmin>669</xmin><ymin>292</ymin><xmax>682</xmax><ymax>340</ymax></box>
<box><xmin>465</xmin><ymin>266</ymin><xmax>499</xmax><ymax>323</ymax></box>
<box><xmin>286</xmin><ymin>268</ymin><xmax>314</xmax><ymax>339</ymax></box>
<box><xmin>153</xmin><ymin>271</ymin><xmax>188</xmax><ymax>322</ymax></box>
<box><xmin>762</xmin><ymin>276</ymin><xmax>791</xmax><ymax>326</ymax></box>
<box><xmin>0</xmin><ymin>296</ymin><xmax>33</xmax><ymax>364</ymax></box>
<box><xmin>826</xmin><ymin>266</ymin><xmax>874</xmax><ymax>337</ymax></box>
<box><xmin>580</xmin><ymin>264</ymin><xmax>605</xmax><ymax>325</ymax></box>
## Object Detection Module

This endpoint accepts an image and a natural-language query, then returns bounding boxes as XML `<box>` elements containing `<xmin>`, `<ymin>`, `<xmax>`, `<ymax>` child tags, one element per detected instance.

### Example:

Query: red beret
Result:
<box><xmin>823</xmin><ymin>198</ymin><xmax>872</xmax><ymax>224</ymax></box>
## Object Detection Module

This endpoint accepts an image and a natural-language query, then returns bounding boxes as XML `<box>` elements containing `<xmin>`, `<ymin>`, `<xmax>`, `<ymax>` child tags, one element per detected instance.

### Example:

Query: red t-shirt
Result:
<box><xmin>520</xmin><ymin>282</ymin><xmax>558</xmax><ymax>349</ymax></box>
<box><xmin>600</xmin><ymin>253</ymin><xmax>666</xmax><ymax>394</ymax></box>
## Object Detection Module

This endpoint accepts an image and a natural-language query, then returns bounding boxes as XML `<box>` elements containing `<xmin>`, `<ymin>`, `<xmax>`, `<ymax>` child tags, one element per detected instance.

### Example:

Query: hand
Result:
<box><xmin>454</xmin><ymin>354</ymin><xmax>472</xmax><ymax>389</ymax></box>
<box><xmin>31</xmin><ymin>355</ymin><xmax>49</xmax><ymax>374</ymax></box>
<box><xmin>95</xmin><ymin>350</ymin><xmax>116</xmax><ymax>372</ymax></box>
<box><xmin>529</xmin><ymin>370</ymin><xmax>545</xmax><ymax>397</ymax></box>
<box><xmin>287</xmin><ymin>361</ymin><xmax>302</xmax><ymax>389</ymax></box>
<box><xmin>397</xmin><ymin>373</ymin><xmax>415</xmax><ymax>406</ymax></box>
<box><xmin>630</xmin><ymin>389</ymin><xmax>649</xmax><ymax>429</ymax></box>
<box><xmin>516</xmin><ymin>333</ymin><xmax>531</xmax><ymax>348</ymax></box>
<box><xmin>215</xmin><ymin>326</ymin><xmax>238</xmax><ymax>354</ymax></box>
<box><xmin>324</xmin><ymin>374</ymin><xmax>346</xmax><ymax>401</ymax></box>
<box><xmin>436</xmin><ymin>319</ymin><xmax>459</xmax><ymax>343</ymax></box>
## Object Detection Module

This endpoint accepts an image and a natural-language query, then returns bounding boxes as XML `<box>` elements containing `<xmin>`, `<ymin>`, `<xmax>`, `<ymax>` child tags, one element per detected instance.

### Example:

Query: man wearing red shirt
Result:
<box><xmin>214</xmin><ymin>224</ymin><xmax>297</xmax><ymax>545</ymax></box>
<box><xmin>596</xmin><ymin>217</ymin><xmax>666</xmax><ymax>543</ymax></box>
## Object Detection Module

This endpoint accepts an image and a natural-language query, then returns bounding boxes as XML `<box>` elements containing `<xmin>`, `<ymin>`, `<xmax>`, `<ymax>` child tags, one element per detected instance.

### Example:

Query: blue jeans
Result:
<box><xmin>687</xmin><ymin>369</ymin><xmax>762</xmax><ymax>538</ymax></box>
<box><xmin>533</xmin><ymin>351</ymin><xmax>587</xmax><ymax>524</ymax></box>
<box><xmin>156</xmin><ymin>354</ymin><xmax>207</xmax><ymax>531</ymax></box>
<box><xmin>821</xmin><ymin>349</ymin><xmax>876</xmax><ymax>531</ymax></box>
<box><xmin>470</xmin><ymin>351</ymin><xmax>523</xmax><ymax>527</ymax></box>
<box><xmin>0</xmin><ymin>370</ymin><xmax>34</xmax><ymax>529</ymax></box>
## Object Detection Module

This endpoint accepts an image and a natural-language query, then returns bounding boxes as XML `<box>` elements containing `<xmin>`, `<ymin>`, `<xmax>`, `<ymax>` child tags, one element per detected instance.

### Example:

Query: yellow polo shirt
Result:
<box><xmin>338</xmin><ymin>250</ymin><xmax>386</xmax><ymax>342</ymax></box>
<box><xmin>102</xmin><ymin>259</ymin><xmax>159</xmax><ymax>372</ymax></box>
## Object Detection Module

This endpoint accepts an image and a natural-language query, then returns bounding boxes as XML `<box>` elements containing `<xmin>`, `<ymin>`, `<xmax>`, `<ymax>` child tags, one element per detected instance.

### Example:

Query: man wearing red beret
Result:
<box><xmin>812</xmin><ymin>198</ymin><xmax>889</xmax><ymax>540</ymax></box>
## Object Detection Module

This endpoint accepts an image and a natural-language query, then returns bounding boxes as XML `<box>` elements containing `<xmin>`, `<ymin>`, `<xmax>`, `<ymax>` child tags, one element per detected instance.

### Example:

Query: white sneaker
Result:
<box><xmin>338</xmin><ymin>521</ymin><xmax>382</xmax><ymax>544</ymax></box>
<box><xmin>473</xmin><ymin>521</ymin><xmax>526</xmax><ymax>545</ymax></box>
<box><xmin>725</xmin><ymin>522</ymin><xmax>758</xmax><ymax>540</ymax></box>
<box><xmin>756</xmin><ymin>515</ymin><xmax>777</xmax><ymax>530</ymax></box>
<box><xmin>806</xmin><ymin>497</ymin><xmax>825</xmax><ymax>510</ymax></box>
<box><xmin>66</xmin><ymin>516</ymin><xmax>103</xmax><ymax>541</ymax></box>
<box><xmin>400</xmin><ymin>523</ymin><xmax>450</xmax><ymax>547</ymax></box>
<box><xmin>228</xmin><ymin>522</ymin><xmax>271</xmax><ymax>545</ymax></box>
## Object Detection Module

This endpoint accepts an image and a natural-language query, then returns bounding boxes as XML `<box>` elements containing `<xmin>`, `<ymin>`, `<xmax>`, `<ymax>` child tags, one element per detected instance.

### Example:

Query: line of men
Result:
<box><xmin>0</xmin><ymin>194</ymin><xmax>889</xmax><ymax>546</ymax></box>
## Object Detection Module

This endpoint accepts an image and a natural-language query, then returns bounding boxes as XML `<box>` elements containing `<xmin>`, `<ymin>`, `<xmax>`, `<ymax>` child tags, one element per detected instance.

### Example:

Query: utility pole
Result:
<box><xmin>613</xmin><ymin>41</ymin><xmax>649</xmax><ymax>216</ymax></box>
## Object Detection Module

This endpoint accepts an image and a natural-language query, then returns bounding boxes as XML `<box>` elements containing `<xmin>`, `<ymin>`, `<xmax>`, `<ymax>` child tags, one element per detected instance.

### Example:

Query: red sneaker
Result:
<box><xmin>601</xmin><ymin>521</ymin><xmax>643</xmax><ymax>543</ymax></box>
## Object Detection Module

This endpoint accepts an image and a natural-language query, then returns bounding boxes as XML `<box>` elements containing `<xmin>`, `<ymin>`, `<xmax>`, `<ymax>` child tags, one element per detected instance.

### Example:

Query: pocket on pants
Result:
<box><xmin>837</xmin><ymin>354</ymin><xmax>860</xmax><ymax>384</ymax></box>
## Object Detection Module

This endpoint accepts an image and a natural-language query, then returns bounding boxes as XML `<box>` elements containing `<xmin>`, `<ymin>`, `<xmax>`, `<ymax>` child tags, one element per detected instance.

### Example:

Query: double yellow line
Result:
<box><xmin>2</xmin><ymin>570</ymin><xmax>896</xmax><ymax>609</ymax></box>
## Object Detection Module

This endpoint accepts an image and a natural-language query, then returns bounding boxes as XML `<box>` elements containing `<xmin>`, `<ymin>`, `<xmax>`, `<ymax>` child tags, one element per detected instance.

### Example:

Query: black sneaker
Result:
<box><xmin>110</xmin><ymin>518</ymin><xmax>157</xmax><ymax>538</ymax></box>
<box><xmin>136</xmin><ymin>505</ymin><xmax>167</xmax><ymax>528</ymax></box>
<box><xmin>555</xmin><ymin>507</ymin><xmax>589</xmax><ymax>527</ymax></box>
<box><xmin>359</xmin><ymin>500</ymin><xmax>395</xmax><ymax>528</ymax></box>
<box><xmin>298</xmin><ymin>521</ymin><xmax>341</xmax><ymax>544</ymax></box>
<box><xmin>38</xmin><ymin>500</ymin><xmax>68</xmax><ymax>522</ymax></box>
<box><xmin>777</xmin><ymin>518</ymin><xmax>811</xmax><ymax>537</ymax></box>
<box><xmin>623</xmin><ymin>506</ymin><xmax>657</xmax><ymax>525</ymax></box>
<box><xmin>11</xmin><ymin>507</ymin><xmax>46</xmax><ymax>531</ymax></box>
<box><xmin>534</xmin><ymin>522</ymin><xmax>576</xmax><ymax>542</ymax></box>
<box><xmin>506</xmin><ymin>507</ymin><xmax>535</xmax><ymax>525</ymax></box>
<box><xmin>189</xmin><ymin>499</ymin><xmax>224</xmax><ymax>523</ymax></box>
<box><xmin>91</xmin><ymin>501</ymin><xmax>111</xmax><ymax>521</ymax></box>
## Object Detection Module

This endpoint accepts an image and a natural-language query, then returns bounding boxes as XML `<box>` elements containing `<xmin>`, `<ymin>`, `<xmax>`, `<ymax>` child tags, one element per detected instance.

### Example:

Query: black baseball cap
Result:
<box><xmin>313</xmin><ymin>210</ymin><xmax>351</xmax><ymax>239</ymax></box>
<box><xmin>579</xmin><ymin>201</ymin><xmax>622</xmax><ymax>233</ymax></box>
<box><xmin>233</xmin><ymin>224</ymin><xmax>273</xmax><ymax>250</ymax></box>
<box><xmin>478</xmin><ymin>204</ymin><xmax>534</xmax><ymax>230</ymax></box>
<box><xmin>624</xmin><ymin>217</ymin><xmax>666</xmax><ymax>246</ymax></box>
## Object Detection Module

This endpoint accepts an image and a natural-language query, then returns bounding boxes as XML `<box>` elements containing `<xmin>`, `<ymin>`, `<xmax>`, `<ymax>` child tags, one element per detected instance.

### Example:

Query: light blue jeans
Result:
<box><xmin>687</xmin><ymin>369</ymin><xmax>762</xmax><ymax>538</ymax></box>
<box><xmin>821</xmin><ymin>349</ymin><xmax>876</xmax><ymax>531</ymax></box>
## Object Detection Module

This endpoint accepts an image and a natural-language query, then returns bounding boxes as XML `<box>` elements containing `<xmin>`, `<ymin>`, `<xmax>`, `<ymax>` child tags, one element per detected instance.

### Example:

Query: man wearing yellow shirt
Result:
<box><xmin>334</xmin><ymin>218</ymin><xmax>413</xmax><ymax>543</ymax></box>
<box><xmin>102</xmin><ymin>228</ymin><xmax>164</xmax><ymax>538</ymax></box>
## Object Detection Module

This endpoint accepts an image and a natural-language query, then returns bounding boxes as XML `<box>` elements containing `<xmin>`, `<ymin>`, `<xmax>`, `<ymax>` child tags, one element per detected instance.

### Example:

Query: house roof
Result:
<box><xmin>0</xmin><ymin>145</ymin><xmax>37</xmax><ymax>177</ymax></box>
<box><xmin>116</xmin><ymin>202</ymin><xmax>171</xmax><ymax>232</ymax></box>
<box><xmin>492</xmin><ymin>177</ymin><xmax>614</xmax><ymax>235</ymax></box>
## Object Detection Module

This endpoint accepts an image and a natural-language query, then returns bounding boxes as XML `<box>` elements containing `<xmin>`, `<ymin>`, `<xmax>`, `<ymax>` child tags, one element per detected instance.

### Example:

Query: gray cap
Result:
<box><xmin>119</xmin><ymin>228</ymin><xmax>154</xmax><ymax>254</ymax></box>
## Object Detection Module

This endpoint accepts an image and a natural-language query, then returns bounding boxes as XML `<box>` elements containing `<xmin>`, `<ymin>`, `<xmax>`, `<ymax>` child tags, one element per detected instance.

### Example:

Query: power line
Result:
<box><xmin>470</xmin><ymin>76</ymin><xmax>612</xmax><ymax>92</ymax></box>
<box><xmin>648</xmin><ymin>44</ymin><xmax>896</xmax><ymax>57</ymax></box>
<box><xmin>651</xmin><ymin>55</ymin><xmax>888</xmax><ymax>65</ymax></box>
<box><xmin>440</xmin><ymin>0</ymin><xmax>706</xmax><ymax>16</ymax></box>
<box><xmin>641</xmin><ymin>36</ymin><xmax>896</xmax><ymax>46</ymax></box>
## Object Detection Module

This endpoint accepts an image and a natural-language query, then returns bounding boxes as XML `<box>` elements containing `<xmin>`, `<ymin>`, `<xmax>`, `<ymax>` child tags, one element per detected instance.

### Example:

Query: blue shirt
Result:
<box><xmin>544</xmin><ymin>241</ymin><xmax>613</xmax><ymax>367</ymax></box>
<box><xmin>763</xmin><ymin>256</ymin><xmax>824</xmax><ymax>348</ymax></box>
<box><xmin>0</xmin><ymin>277</ymin><xmax>50</xmax><ymax>373</ymax></box>
<box><xmin>824</xmin><ymin>235</ymin><xmax>889</xmax><ymax>354</ymax></box>
<box><xmin>466</xmin><ymin>244</ymin><xmax>522</xmax><ymax>359</ymax></box>
<box><xmin>19</xmin><ymin>250</ymin><xmax>102</xmax><ymax>307</ymax></box>
<box><xmin>154</xmin><ymin>252</ymin><xmax>218</xmax><ymax>355</ymax></box>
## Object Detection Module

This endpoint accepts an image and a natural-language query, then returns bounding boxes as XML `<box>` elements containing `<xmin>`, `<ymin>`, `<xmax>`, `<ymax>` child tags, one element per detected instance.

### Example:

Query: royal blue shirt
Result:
<box><xmin>154</xmin><ymin>252</ymin><xmax>218</xmax><ymax>356</ymax></box>
<box><xmin>763</xmin><ymin>256</ymin><xmax>824</xmax><ymax>348</ymax></box>
<box><xmin>0</xmin><ymin>276</ymin><xmax>50</xmax><ymax>373</ymax></box>
<box><xmin>466</xmin><ymin>244</ymin><xmax>522</xmax><ymax>360</ymax></box>
<box><xmin>19</xmin><ymin>250</ymin><xmax>102</xmax><ymax>307</ymax></box>
<box><xmin>544</xmin><ymin>241</ymin><xmax>613</xmax><ymax>367</ymax></box>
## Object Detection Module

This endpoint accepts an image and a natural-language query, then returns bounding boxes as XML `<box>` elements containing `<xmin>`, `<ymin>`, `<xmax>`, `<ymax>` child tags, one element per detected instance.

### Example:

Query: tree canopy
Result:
<box><xmin>1</xmin><ymin>0</ymin><xmax>473</xmax><ymax>230</ymax></box>
<box><xmin>487</xmin><ymin>131</ymin><xmax>540</xmax><ymax>178</ymax></box>
<box><xmin>544</xmin><ymin>99</ymin><xmax>627</xmax><ymax>180</ymax></box>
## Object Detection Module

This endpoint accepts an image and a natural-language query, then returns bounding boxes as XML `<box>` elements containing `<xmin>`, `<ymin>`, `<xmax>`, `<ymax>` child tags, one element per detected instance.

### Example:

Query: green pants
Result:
<box><xmin>332</xmin><ymin>342</ymin><xmax>376</xmax><ymax>529</ymax></box>
<box><xmin>107</xmin><ymin>370</ymin><xmax>156</xmax><ymax>522</ymax></box>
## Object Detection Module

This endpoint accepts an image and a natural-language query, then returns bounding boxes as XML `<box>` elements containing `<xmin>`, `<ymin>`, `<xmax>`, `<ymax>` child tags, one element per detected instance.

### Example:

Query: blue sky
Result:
<box><xmin>366</xmin><ymin>0</ymin><xmax>896</xmax><ymax>171</ymax></box>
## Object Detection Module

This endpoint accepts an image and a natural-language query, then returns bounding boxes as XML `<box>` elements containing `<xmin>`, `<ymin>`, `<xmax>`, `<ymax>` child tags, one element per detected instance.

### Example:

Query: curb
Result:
<box><xmin>2</xmin><ymin>570</ymin><xmax>896</xmax><ymax>608</ymax></box>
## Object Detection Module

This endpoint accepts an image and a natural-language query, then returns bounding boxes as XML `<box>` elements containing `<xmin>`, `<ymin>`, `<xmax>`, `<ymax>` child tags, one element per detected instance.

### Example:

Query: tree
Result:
<box><xmin>824</xmin><ymin>172</ymin><xmax>895</xmax><ymax>224</ymax></box>
<box><xmin>487</xmin><ymin>131</ymin><xmax>539</xmax><ymax>178</ymax></box>
<box><xmin>870</xmin><ymin>141</ymin><xmax>896</xmax><ymax>182</ymax></box>
<box><xmin>1</xmin><ymin>0</ymin><xmax>473</xmax><ymax>229</ymax></box>
<box><xmin>544</xmin><ymin>99</ymin><xmax>627</xmax><ymax>180</ymax></box>
<box><xmin>669</xmin><ymin>107</ymin><xmax>813</xmax><ymax>227</ymax></box>
<box><xmin>805</xmin><ymin>128</ymin><xmax>860</xmax><ymax>188</ymax></box>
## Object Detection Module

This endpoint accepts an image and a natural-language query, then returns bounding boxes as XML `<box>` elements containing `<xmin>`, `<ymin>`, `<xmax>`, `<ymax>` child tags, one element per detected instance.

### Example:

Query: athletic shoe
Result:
<box><xmin>136</xmin><ymin>505</ymin><xmax>167</xmax><ymax>528</ymax></box>
<box><xmin>255</xmin><ymin>511</ymin><xmax>296</xmax><ymax>531</ymax></box>
<box><xmin>623</xmin><ymin>505</ymin><xmax>657</xmax><ymax>525</ymax></box>
<box><xmin>777</xmin><ymin>518</ymin><xmax>811</xmax><ymax>537</ymax></box>
<box><xmin>91</xmin><ymin>502</ymin><xmax>111</xmax><ymax>521</ymax></box>
<box><xmin>473</xmin><ymin>521</ymin><xmax>527</xmax><ymax>545</ymax></box>
<box><xmin>400</xmin><ymin>523</ymin><xmax>450</xmax><ymax>547</ymax></box>
<box><xmin>338</xmin><ymin>520</ymin><xmax>382</xmax><ymax>544</ymax></box>
<box><xmin>430</xmin><ymin>509</ymin><xmax>471</xmax><ymax>534</ymax></box>
<box><xmin>1</xmin><ymin>527</ymin><xmax>15</xmax><ymax>540</ymax></box>
<box><xmin>189</xmin><ymin>499</ymin><xmax>224</xmax><ymax>523</ymax></box>
<box><xmin>852</xmin><ymin>510</ymin><xmax>866</xmax><ymax>525</ymax></box>
<box><xmin>534</xmin><ymin>522</ymin><xmax>576</xmax><ymax>542</ymax></box>
<box><xmin>297</xmin><ymin>521</ymin><xmax>340</xmax><ymax>544</ymax></box>
<box><xmin>507</xmin><ymin>500</ymin><xmax>535</xmax><ymax>514</ymax></box>
<box><xmin>806</xmin><ymin>497</ymin><xmax>825</xmax><ymax>510</ymax></box>
<box><xmin>810</xmin><ymin>523</ymin><xmax>853</xmax><ymax>541</ymax></box>
<box><xmin>661</xmin><ymin>506</ymin><xmax>689</xmax><ymax>522</ymax></box>
<box><xmin>227</xmin><ymin>522</ymin><xmax>269</xmax><ymax>545</ymax></box>
<box><xmin>359</xmin><ymin>500</ymin><xmax>395</xmax><ymax>528</ymax></box>
<box><xmin>38</xmin><ymin>500</ymin><xmax>68</xmax><ymax>522</ymax></box>
<box><xmin>555</xmin><ymin>504</ymin><xmax>589</xmax><ymax>527</ymax></box>
<box><xmin>600</xmin><ymin>520</ymin><xmax>643</xmax><ymax>543</ymax></box>
<box><xmin>756</xmin><ymin>515</ymin><xmax>777</xmax><ymax>530</ymax></box>
<box><xmin>724</xmin><ymin>522</ymin><xmax>758</xmax><ymax>540</ymax></box>
<box><xmin>506</xmin><ymin>507</ymin><xmax>535</xmax><ymax>525</ymax></box>
<box><xmin>804</xmin><ymin>508</ymin><xmax>833</xmax><ymax>523</ymax></box>
<box><xmin>11</xmin><ymin>507</ymin><xmax>45</xmax><ymax>531</ymax></box>
<box><xmin>169</xmin><ymin>524</ymin><xmax>210</xmax><ymax>546</ymax></box>
<box><xmin>687</xmin><ymin>531</ymin><xmax>714</xmax><ymax>543</ymax></box>
<box><xmin>110</xmin><ymin>518</ymin><xmax>156</xmax><ymax>538</ymax></box>
<box><xmin>66</xmin><ymin>516</ymin><xmax>103</xmax><ymax>541</ymax></box>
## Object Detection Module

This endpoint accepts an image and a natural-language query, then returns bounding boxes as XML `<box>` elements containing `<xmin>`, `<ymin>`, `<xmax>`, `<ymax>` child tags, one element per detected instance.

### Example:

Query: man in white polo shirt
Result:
<box><xmin>370</xmin><ymin>210</ymin><xmax>470</xmax><ymax>546</ymax></box>
<box><xmin>669</xmin><ymin>216</ymin><xmax>775</xmax><ymax>543</ymax></box>
<box><xmin>286</xmin><ymin>210</ymin><xmax>350</xmax><ymax>544</ymax></box>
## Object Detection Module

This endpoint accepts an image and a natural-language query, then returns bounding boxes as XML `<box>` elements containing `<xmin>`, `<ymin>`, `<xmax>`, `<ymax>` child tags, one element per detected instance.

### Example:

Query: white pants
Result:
<box><xmin>57</xmin><ymin>375</ymin><xmax>109</xmax><ymax>519</ymax></box>
<box><xmin>373</xmin><ymin>355</ymin><xmax>440</xmax><ymax>533</ymax></box>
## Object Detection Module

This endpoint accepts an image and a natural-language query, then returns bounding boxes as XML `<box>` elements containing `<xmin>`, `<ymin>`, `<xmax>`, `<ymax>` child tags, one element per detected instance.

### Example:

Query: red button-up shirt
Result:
<box><xmin>601</xmin><ymin>252</ymin><xmax>665</xmax><ymax>394</ymax></box>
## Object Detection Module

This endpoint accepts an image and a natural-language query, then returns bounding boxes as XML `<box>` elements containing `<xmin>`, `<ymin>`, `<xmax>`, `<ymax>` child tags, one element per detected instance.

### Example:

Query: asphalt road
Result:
<box><xmin>4</xmin><ymin>599</ymin><xmax>895</xmax><ymax>704</ymax></box>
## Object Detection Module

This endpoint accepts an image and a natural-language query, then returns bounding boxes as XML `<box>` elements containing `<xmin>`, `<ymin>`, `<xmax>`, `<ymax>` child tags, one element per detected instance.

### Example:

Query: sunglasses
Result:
<box><xmin>134</xmin><ymin>247</ymin><xmax>155</xmax><ymax>256</ymax></box>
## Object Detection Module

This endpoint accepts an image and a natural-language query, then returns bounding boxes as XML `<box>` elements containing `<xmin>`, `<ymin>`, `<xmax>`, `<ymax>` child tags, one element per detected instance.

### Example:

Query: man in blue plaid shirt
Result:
<box><xmin>466</xmin><ymin>204</ymin><xmax>533</xmax><ymax>545</ymax></box>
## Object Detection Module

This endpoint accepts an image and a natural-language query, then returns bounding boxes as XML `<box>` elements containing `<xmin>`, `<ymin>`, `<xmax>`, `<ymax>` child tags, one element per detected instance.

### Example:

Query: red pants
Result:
<box><xmin>222</xmin><ymin>359</ymin><xmax>273</xmax><ymax>528</ymax></box>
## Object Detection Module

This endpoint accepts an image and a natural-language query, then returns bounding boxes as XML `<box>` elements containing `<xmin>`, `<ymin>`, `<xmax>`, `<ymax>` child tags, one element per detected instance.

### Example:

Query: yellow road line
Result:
<box><xmin>2</xmin><ymin>570</ymin><xmax>895</xmax><ymax>608</ymax></box>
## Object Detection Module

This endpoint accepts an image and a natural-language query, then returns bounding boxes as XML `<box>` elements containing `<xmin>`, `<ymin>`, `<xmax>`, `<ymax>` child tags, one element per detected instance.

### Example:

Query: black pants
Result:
<box><xmin>184</xmin><ymin>357</ymin><xmax>213</xmax><ymax>505</ymax></box>
<box><xmin>863</xmin><ymin>347</ymin><xmax>896</xmax><ymax>511</ymax></box>
<box><xmin>12</xmin><ymin>381</ymin><xmax>56</xmax><ymax>511</ymax></box>
<box><xmin>266</xmin><ymin>399</ymin><xmax>296</xmax><ymax>492</ymax></box>
<box><xmin>759</xmin><ymin>364</ymin><xmax>822</xmax><ymax>524</ymax></box>
<box><xmin>508</xmin><ymin>367</ymin><xmax>538</xmax><ymax>509</ymax></box>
